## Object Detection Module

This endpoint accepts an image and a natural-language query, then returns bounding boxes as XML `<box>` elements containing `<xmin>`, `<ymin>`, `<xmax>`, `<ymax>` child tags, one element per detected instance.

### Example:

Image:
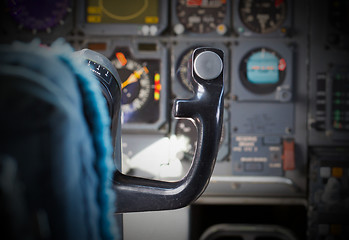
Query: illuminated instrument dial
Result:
<box><xmin>176</xmin><ymin>0</ymin><xmax>227</xmax><ymax>34</ymax></box>
<box><xmin>239</xmin><ymin>47</ymin><xmax>286</xmax><ymax>94</ymax></box>
<box><xmin>6</xmin><ymin>0</ymin><xmax>71</xmax><ymax>33</ymax></box>
<box><xmin>112</xmin><ymin>57</ymin><xmax>151</xmax><ymax>115</ymax></box>
<box><xmin>238</xmin><ymin>0</ymin><xmax>287</xmax><ymax>34</ymax></box>
<box><xmin>86</xmin><ymin>0</ymin><xmax>158</xmax><ymax>24</ymax></box>
<box><xmin>110</xmin><ymin>48</ymin><xmax>161</xmax><ymax>124</ymax></box>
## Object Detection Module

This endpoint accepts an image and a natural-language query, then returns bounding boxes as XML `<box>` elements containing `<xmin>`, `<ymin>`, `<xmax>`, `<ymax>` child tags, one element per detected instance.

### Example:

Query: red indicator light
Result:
<box><xmin>187</xmin><ymin>0</ymin><xmax>202</xmax><ymax>6</ymax></box>
<box><xmin>278</xmin><ymin>58</ymin><xmax>286</xmax><ymax>71</ymax></box>
<box><xmin>251</xmin><ymin>66</ymin><xmax>260</xmax><ymax>70</ymax></box>
<box><xmin>275</xmin><ymin>0</ymin><xmax>284</xmax><ymax>7</ymax></box>
<box><xmin>116</xmin><ymin>52</ymin><xmax>127</xmax><ymax>66</ymax></box>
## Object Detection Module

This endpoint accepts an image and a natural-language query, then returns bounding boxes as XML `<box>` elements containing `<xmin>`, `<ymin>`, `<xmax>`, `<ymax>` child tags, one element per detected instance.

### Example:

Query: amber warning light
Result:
<box><xmin>154</xmin><ymin>73</ymin><xmax>161</xmax><ymax>101</ymax></box>
<box><xmin>116</xmin><ymin>52</ymin><xmax>127</xmax><ymax>66</ymax></box>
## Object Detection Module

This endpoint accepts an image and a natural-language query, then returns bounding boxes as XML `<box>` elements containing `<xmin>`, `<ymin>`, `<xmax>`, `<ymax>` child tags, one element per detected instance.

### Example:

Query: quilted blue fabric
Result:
<box><xmin>0</xmin><ymin>39</ymin><xmax>118</xmax><ymax>240</ymax></box>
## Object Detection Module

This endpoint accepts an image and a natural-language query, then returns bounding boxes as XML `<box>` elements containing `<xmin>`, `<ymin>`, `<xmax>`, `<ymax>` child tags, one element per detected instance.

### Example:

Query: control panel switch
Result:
<box><xmin>282</xmin><ymin>139</ymin><xmax>295</xmax><ymax>171</ymax></box>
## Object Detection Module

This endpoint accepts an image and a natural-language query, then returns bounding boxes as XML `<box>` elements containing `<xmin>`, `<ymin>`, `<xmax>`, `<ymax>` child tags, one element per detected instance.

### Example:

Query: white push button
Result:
<box><xmin>193</xmin><ymin>51</ymin><xmax>223</xmax><ymax>80</ymax></box>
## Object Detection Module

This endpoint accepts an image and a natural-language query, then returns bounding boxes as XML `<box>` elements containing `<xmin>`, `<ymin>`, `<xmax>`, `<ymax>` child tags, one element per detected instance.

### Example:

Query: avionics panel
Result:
<box><xmin>233</xmin><ymin>0</ymin><xmax>293</xmax><ymax>38</ymax></box>
<box><xmin>0</xmin><ymin>0</ymin><xmax>74</xmax><ymax>43</ymax></box>
<box><xmin>171</xmin><ymin>0</ymin><xmax>231</xmax><ymax>36</ymax></box>
<box><xmin>172</xmin><ymin>41</ymin><xmax>230</xmax><ymax>99</ymax></box>
<box><xmin>0</xmin><ymin>1</ymin><xmax>323</xmax><ymax>238</ymax></box>
<box><xmin>308</xmin><ymin>149</ymin><xmax>349</xmax><ymax>239</ymax></box>
<box><xmin>232</xmin><ymin>41</ymin><xmax>293</xmax><ymax>102</ymax></box>
<box><xmin>308</xmin><ymin>0</ymin><xmax>349</xmax><ymax>145</ymax></box>
<box><xmin>83</xmin><ymin>39</ymin><xmax>168</xmax><ymax>132</ymax></box>
<box><xmin>77</xmin><ymin>0</ymin><xmax>168</xmax><ymax>36</ymax></box>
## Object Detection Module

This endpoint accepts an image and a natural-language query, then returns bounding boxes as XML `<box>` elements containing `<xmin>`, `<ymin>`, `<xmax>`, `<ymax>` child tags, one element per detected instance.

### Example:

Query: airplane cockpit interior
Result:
<box><xmin>0</xmin><ymin>0</ymin><xmax>348</xmax><ymax>239</ymax></box>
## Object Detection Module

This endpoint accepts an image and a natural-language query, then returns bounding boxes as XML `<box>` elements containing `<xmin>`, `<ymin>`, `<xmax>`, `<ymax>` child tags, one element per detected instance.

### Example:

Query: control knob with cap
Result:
<box><xmin>194</xmin><ymin>51</ymin><xmax>223</xmax><ymax>80</ymax></box>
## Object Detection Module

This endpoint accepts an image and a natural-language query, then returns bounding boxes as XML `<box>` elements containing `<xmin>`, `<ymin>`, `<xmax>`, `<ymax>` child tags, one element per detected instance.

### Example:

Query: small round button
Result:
<box><xmin>194</xmin><ymin>51</ymin><xmax>223</xmax><ymax>80</ymax></box>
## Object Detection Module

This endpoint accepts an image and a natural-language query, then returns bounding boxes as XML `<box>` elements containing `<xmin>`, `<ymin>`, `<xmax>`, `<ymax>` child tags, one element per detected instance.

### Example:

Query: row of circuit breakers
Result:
<box><xmin>1</xmin><ymin>1</ymin><xmax>348</xmax><ymax>179</ymax></box>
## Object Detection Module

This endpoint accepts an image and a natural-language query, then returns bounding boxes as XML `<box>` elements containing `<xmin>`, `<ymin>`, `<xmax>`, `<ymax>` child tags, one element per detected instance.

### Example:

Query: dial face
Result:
<box><xmin>239</xmin><ymin>47</ymin><xmax>286</xmax><ymax>94</ymax></box>
<box><xmin>176</xmin><ymin>47</ymin><xmax>198</xmax><ymax>92</ymax></box>
<box><xmin>176</xmin><ymin>0</ymin><xmax>227</xmax><ymax>34</ymax></box>
<box><xmin>111</xmin><ymin>48</ymin><xmax>161</xmax><ymax>124</ymax></box>
<box><xmin>113</xmin><ymin>58</ymin><xmax>151</xmax><ymax>113</ymax></box>
<box><xmin>238</xmin><ymin>0</ymin><xmax>287</xmax><ymax>34</ymax></box>
<box><xmin>86</xmin><ymin>0</ymin><xmax>159</xmax><ymax>24</ymax></box>
<box><xmin>6</xmin><ymin>0</ymin><xmax>71</xmax><ymax>32</ymax></box>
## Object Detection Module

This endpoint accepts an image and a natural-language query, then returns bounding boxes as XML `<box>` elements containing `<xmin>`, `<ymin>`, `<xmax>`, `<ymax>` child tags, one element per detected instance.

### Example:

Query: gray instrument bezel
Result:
<box><xmin>171</xmin><ymin>0</ymin><xmax>232</xmax><ymax>37</ymax></box>
<box><xmin>232</xmin><ymin>40</ymin><xmax>293</xmax><ymax>102</ymax></box>
<box><xmin>0</xmin><ymin>0</ymin><xmax>74</xmax><ymax>44</ymax></box>
<box><xmin>81</xmin><ymin>38</ymin><xmax>168</xmax><ymax>132</ymax></box>
<box><xmin>233</xmin><ymin>0</ymin><xmax>293</xmax><ymax>38</ymax></box>
<box><xmin>77</xmin><ymin>0</ymin><xmax>168</xmax><ymax>36</ymax></box>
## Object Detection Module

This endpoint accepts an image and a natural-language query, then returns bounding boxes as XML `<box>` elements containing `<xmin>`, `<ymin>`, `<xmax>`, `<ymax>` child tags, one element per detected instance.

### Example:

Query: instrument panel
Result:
<box><xmin>1</xmin><ymin>0</ymin><xmax>348</xmax><ymax>239</ymax></box>
<box><xmin>78</xmin><ymin>0</ymin><xmax>168</xmax><ymax>36</ymax></box>
<box><xmin>172</xmin><ymin>0</ymin><xmax>231</xmax><ymax>35</ymax></box>
<box><xmin>238</xmin><ymin>0</ymin><xmax>291</xmax><ymax>34</ymax></box>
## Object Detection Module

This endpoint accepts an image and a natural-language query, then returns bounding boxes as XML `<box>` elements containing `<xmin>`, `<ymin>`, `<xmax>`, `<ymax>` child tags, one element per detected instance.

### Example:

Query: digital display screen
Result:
<box><xmin>246</xmin><ymin>51</ymin><xmax>279</xmax><ymax>84</ymax></box>
<box><xmin>86</xmin><ymin>0</ymin><xmax>159</xmax><ymax>24</ymax></box>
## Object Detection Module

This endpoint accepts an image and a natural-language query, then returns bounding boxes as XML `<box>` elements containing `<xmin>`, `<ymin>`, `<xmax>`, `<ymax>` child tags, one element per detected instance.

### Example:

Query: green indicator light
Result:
<box><xmin>336</xmin><ymin>73</ymin><xmax>342</xmax><ymax>80</ymax></box>
<box><xmin>334</xmin><ymin>111</ymin><xmax>340</xmax><ymax>115</ymax></box>
<box><xmin>335</xmin><ymin>92</ymin><xmax>342</xmax><ymax>97</ymax></box>
<box><xmin>335</xmin><ymin>99</ymin><xmax>341</xmax><ymax>104</ymax></box>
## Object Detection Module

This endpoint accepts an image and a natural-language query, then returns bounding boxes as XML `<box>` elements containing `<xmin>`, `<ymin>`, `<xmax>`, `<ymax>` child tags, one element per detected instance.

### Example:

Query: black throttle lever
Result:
<box><xmin>113</xmin><ymin>47</ymin><xmax>224</xmax><ymax>213</ymax></box>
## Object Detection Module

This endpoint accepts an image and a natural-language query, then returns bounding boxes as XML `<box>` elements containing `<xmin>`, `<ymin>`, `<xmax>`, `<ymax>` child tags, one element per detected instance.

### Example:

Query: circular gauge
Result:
<box><xmin>239</xmin><ymin>47</ymin><xmax>287</xmax><ymax>94</ymax></box>
<box><xmin>176</xmin><ymin>0</ymin><xmax>227</xmax><ymax>34</ymax></box>
<box><xmin>238</xmin><ymin>0</ymin><xmax>287</xmax><ymax>34</ymax></box>
<box><xmin>176</xmin><ymin>47</ymin><xmax>198</xmax><ymax>92</ymax></box>
<box><xmin>95</xmin><ymin>0</ymin><xmax>158</xmax><ymax>24</ymax></box>
<box><xmin>111</xmin><ymin>54</ymin><xmax>151</xmax><ymax>115</ymax></box>
<box><xmin>175</xmin><ymin>119</ymin><xmax>225</xmax><ymax>162</ymax></box>
<box><xmin>6</xmin><ymin>0</ymin><xmax>71</xmax><ymax>33</ymax></box>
